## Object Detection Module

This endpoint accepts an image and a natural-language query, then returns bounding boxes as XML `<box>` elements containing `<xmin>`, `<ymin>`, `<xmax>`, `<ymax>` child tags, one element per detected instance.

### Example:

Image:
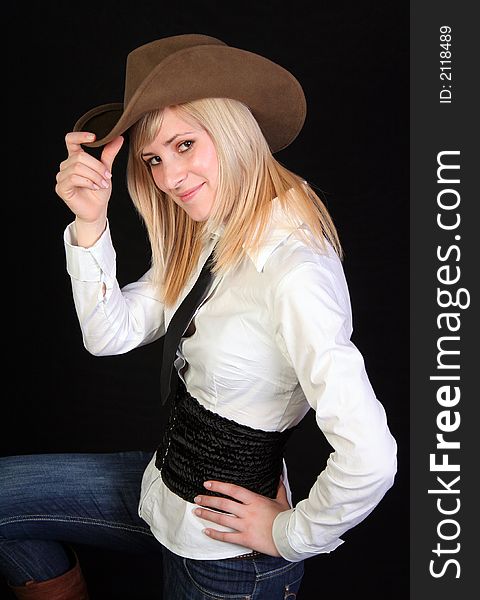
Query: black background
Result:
<box><xmin>5</xmin><ymin>2</ymin><xmax>408</xmax><ymax>598</ymax></box>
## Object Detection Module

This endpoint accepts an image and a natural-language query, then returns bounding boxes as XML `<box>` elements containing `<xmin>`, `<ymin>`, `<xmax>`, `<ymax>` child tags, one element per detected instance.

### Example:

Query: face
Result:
<box><xmin>141</xmin><ymin>106</ymin><xmax>218</xmax><ymax>222</ymax></box>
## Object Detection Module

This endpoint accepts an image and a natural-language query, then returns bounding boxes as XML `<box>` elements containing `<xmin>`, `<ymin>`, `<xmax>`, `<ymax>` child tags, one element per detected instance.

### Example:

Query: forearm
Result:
<box><xmin>64</xmin><ymin>221</ymin><xmax>166</xmax><ymax>356</ymax></box>
<box><xmin>272</xmin><ymin>410</ymin><xmax>397</xmax><ymax>561</ymax></box>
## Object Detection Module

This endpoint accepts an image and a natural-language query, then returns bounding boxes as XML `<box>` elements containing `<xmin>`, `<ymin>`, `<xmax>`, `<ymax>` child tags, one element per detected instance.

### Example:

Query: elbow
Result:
<box><xmin>84</xmin><ymin>344</ymin><xmax>108</xmax><ymax>357</ymax></box>
<box><xmin>351</xmin><ymin>431</ymin><xmax>398</xmax><ymax>494</ymax></box>
<box><xmin>372</xmin><ymin>436</ymin><xmax>398</xmax><ymax>493</ymax></box>
<box><xmin>380</xmin><ymin>455</ymin><xmax>397</xmax><ymax>492</ymax></box>
<box><xmin>82</xmin><ymin>329</ymin><xmax>135</xmax><ymax>357</ymax></box>
<box><xmin>82</xmin><ymin>336</ymin><xmax>115</xmax><ymax>357</ymax></box>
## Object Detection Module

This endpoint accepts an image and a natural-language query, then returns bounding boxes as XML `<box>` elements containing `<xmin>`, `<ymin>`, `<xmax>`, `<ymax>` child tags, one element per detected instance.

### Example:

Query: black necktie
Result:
<box><xmin>160</xmin><ymin>248</ymin><xmax>216</xmax><ymax>407</ymax></box>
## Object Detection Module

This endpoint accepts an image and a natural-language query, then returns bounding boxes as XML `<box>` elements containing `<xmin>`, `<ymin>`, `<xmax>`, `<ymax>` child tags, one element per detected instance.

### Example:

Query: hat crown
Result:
<box><xmin>123</xmin><ymin>34</ymin><xmax>226</xmax><ymax>106</ymax></box>
<box><xmin>75</xmin><ymin>33</ymin><xmax>306</xmax><ymax>153</ymax></box>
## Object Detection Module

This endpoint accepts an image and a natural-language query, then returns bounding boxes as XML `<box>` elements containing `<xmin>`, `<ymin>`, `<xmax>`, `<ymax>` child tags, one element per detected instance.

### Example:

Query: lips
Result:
<box><xmin>178</xmin><ymin>183</ymin><xmax>204</xmax><ymax>202</ymax></box>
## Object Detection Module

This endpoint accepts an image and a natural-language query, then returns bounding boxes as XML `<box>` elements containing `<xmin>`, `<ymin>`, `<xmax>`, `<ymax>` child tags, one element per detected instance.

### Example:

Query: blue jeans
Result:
<box><xmin>0</xmin><ymin>451</ymin><xmax>305</xmax><ymax>599</ymax></box>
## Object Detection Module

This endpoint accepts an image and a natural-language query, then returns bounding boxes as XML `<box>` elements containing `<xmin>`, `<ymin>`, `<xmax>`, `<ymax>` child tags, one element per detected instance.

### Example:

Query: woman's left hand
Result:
<box><xmin>192</xmin><ymin>477</ymin><xmax>292</xmax><ymax>557</ymax></box>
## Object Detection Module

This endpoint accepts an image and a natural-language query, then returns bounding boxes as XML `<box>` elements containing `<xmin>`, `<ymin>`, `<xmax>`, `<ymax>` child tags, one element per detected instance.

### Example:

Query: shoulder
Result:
<box><xmin>266</xmin><ymin>226</ymin><xmax>344</xmax><ymax>283</ymax></box>
<box><xmin>262</xmin><ymin>227</ymin><xmax>352</xmax><ymax>318</ymax></box>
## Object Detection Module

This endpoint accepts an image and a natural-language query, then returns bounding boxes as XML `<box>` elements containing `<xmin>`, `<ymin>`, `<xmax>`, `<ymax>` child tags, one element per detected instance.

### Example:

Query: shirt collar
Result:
<box><xmin>209</xmin><ymin>195</ymin><xmax>305</xmax><ymax>273</ymax></box>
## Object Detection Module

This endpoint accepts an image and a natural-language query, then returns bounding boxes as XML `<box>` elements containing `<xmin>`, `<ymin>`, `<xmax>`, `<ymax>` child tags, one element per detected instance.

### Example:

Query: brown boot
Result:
<box><xmin>9</xmin><ymin>551</ymin><xmax>89</xmax><ymax>600</ymax></box>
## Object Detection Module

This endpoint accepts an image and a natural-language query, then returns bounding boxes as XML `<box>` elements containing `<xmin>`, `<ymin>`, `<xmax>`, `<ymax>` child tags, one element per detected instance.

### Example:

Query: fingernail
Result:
<box><xmin>86</xmin><ymin>134</ymin><xmax>95</xmax><ymax>141</ymax></box>
<box><xmin>104</xmin><ymin>170</ymin><xmax>112</xmax><ymax>179</ymax></box>
<box><xmin>204</xmin><ymin>482</ymin><xmax>212</xmax><ymax>489</ymax></box>
<box><xmin>194</xmin><ymin>496</ymin><xmax>201</xmax><ymax>503</ymax></box>
<box><xmin>101</xmin><ymin>179</ymin><xmax>109</xmax><ymax>188</ymax></box>
<box><xmin>203</xmin><ymin>529</ymin><xmax>211</xmax><ymax>536</ymax></box>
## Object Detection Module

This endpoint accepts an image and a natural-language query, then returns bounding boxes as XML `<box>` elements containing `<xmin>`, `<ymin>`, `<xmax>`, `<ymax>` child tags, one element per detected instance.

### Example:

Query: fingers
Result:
<box><xmin>65</xmin><ymin>131</ymin><xmax>97</xmax><ymax>156</ymax></box>
<box><xmin>193</xmin><ymin>493</ymin><xmax>246</xmax><ymax>516</ymax></box>
<box><xmin>57</xmin><ymin>154</ymin><xmax>111</xmax><ymax>191</ymax></box>
<box><xmin>101</xmin><ymin>135</ymin><xmax>124</xmax><ymax>172</ymax></box>
<box><xmin>62</xmin><ymin>132</ymin><xmax>124</xmax><ymax>184</ymax></box>
<box><xmin>193</xmin><ymin>506</ymin><xmax>241</xmax><ymax>531</ymax></box>
<box><xmin>57</xmin><ymin>173</ymin><xmax>101</xmax><ymax>192</ymax></box>
<box><xmin>202</xmin><ymin>481</ymin><xmax>253</xmax><ymax>505</ymax></box>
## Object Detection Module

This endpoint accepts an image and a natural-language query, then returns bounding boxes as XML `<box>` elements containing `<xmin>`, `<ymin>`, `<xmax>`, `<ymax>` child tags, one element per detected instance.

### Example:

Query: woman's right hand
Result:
<box><xmin>55</xmin><ymin>131</ymin><xmax>124</xmax><ymax>235</ymax></box>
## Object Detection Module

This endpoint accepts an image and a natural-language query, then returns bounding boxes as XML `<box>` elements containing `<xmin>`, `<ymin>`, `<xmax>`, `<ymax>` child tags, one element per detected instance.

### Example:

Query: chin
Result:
<box><xmin>186</xmin><ymin>207</ymin><xmax>213</xmax><ymax>222</ymax></box>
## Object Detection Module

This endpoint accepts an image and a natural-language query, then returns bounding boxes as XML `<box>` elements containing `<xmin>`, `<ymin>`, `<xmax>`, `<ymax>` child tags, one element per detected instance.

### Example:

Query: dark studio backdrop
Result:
<box><xmin>6</xmin><ymin>2</ymin><xmax>408</xmax><ymax>599</ymax></box>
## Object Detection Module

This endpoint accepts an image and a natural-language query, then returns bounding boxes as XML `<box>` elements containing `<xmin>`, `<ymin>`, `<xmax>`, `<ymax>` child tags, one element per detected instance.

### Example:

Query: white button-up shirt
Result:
<box><xmin>64</xmin><ymin>196</ymin><xmax>397</xmax><ymax>562</ymax></box>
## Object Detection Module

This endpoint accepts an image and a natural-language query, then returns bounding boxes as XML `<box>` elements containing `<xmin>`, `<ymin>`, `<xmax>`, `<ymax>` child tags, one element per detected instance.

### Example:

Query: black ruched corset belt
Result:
<box><xmin>154</xmin><ymin>380</ymin><xmax>300</xmax><ymax>506</ymax></box>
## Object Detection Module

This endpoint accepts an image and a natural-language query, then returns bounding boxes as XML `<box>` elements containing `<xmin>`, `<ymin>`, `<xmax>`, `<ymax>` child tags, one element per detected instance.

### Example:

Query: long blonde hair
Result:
<box><xmin>127</xmin><ymin>97</ymin><xmax>342</xmax><ymax>307</ymax></box>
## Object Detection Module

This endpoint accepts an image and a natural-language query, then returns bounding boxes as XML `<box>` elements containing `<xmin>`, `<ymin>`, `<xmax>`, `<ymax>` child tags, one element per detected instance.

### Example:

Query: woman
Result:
<box><xmin>0</xmin><ymin>34</ymin><xmax>397</xmax><ymax>599</ymax></box>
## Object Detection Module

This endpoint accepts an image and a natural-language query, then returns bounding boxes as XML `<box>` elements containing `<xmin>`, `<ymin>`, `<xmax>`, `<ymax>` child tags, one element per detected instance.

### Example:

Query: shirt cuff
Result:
<box><xmin>272</xmin><ymin>509</ymin><xmax>344</xmax><ymax>562</ymax></box>
<box><xmin>64</xmin><ymin>221</ymin><xmax>116</xmax><ymax>282</ymax></box>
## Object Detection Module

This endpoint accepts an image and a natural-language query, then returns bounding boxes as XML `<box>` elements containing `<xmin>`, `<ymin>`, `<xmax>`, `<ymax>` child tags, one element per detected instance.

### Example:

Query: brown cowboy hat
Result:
<box><xmin>73</xmin><ymin>34</ymin><xmax>306</xmax><ymax>153</ymax></box>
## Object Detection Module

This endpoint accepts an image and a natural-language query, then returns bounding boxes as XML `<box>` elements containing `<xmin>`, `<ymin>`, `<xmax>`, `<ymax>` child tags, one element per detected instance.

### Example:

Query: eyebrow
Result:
<box><xmin>141</xmin><ymin>131</ymin><xmax>195</xmax><ymax>158</ymax></box>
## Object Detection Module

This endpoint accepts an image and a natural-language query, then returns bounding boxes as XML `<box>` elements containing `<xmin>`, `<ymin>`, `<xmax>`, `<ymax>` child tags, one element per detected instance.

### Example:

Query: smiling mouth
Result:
<box><xmin>178</xmin><ymin>183</ymin><xmax>204</xmax><ymax>202</ymax></box>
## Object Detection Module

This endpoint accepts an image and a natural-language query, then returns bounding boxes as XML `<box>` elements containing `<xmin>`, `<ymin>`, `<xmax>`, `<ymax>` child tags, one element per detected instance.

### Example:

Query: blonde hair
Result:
<box><xmin>127</xmin><ymin>97</ymin><xmax>342</xmax><ymax>307</ymax></box>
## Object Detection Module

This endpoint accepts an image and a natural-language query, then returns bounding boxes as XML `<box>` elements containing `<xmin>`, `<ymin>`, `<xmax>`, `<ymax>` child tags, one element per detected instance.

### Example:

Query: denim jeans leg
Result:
<box><xmin>0</xmin><ymin>450</ymin><xmax>163</xmax><ymax>586</ymax></box>
<box><xmin>161</xmin><ymin>544</ymin><xmax>305</xmax><ymax>599</ymax></box>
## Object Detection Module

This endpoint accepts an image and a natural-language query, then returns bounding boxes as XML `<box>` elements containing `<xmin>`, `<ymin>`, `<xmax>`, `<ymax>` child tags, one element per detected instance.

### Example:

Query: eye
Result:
<box><xmin>145</xmin><ymin>155</ymin><xmax>161</xmax><ymax>166</ymax></box>
<box><xmin>178</xmin><ymin>140</ymin><xmax>194</xmax><ymax>152</ymax></box>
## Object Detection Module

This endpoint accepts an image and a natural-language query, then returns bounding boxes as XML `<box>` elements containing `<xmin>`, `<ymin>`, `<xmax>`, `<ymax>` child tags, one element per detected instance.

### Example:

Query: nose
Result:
<box><xmin>162</xmin><ymin>156</ymin><xmax>187</xmax><ymax>191</ymax></box>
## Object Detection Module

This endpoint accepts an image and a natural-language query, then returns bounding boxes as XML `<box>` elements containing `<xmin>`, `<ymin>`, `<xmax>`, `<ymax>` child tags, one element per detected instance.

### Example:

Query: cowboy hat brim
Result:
<box><xmin>73</xmin><ymin>44</ymin><xmax>306</xmax><ymax>153</ymax></box>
